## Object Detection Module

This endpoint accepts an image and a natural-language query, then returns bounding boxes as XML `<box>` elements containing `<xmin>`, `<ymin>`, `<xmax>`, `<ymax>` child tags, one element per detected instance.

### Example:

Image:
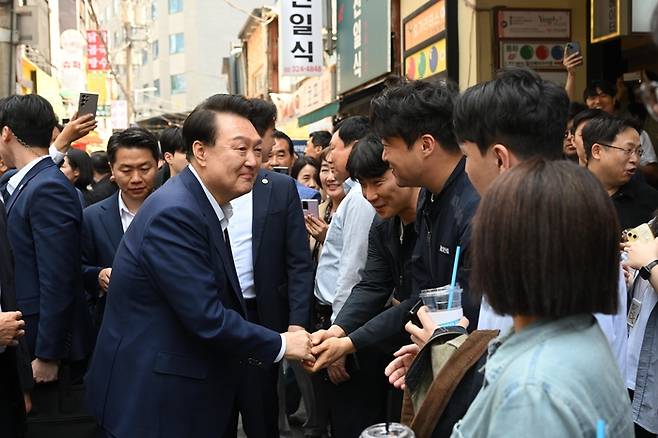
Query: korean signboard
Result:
<box><xmin>500</xmin><ymin>42</ymin><xmax>567</xmax><ymax>71</ymax></box>
<box><xmin>280</xmin><ymin>0</ymin><xmax>323</xmax><ymax>77</ymax></box>
<box><xmin>403</xmin><ymin>0</ymin><xmax>447</xmax><ymax>80</ymax></box>
<box><xmin>496</xmin><ymin>9</ymin><xmax>571</xmax><ymax>40</ymax></box>
<box><xmin>336</xmin><ymin>0</ymin><xmax>391</xmax><ymax>94</ymax></box>
<box><xmin>591</xmin><ymin>0</ymin><xmax>620</xmax><ymax>43</ymax></box>
<box><xmin>86</xmin><ymin>30</ymin><xmax>109</xmax><ymax>71</ymax></box>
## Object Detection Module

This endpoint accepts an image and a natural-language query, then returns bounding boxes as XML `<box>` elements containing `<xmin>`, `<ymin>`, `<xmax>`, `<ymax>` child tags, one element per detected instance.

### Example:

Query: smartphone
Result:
<box><xmin>78</xmin><ymin>92</ymin><xmax>99</xmax><ymax>118</ymax></box>
<box><xmin>302</xmin><ymin>199</ymin><xmax>319</xmax><ymax>218</ymax></box>
<box><xmin>565</xmin><ymin>41</ymin><xmax>581</xmax><ymax>57</ymax></box>
<box><xmin>623</xmin><ymin>223</ymin><xmax>654</xmax><ymax>243</ymax></box>
<box><xmin>408</xmin><ymin>299</ymin><xmax>423</xmax><ymax>327</ymax></box>
<box><xmin>272</xmin><ymin>166</ymin><xmax>289</xmax><ymax>175</ymax></box>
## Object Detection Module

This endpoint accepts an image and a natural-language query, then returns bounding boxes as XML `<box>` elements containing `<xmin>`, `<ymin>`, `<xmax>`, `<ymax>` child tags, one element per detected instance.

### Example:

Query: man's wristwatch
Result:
<box><xmin>639</xmin><ymin>260</ymin><xmax>658</xmax><ymax>280</ymax></box>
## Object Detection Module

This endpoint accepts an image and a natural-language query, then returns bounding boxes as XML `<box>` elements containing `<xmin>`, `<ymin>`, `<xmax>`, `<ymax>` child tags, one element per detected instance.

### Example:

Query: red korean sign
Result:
<box><xmin>86</xmin><ymin>30</ymin><xmax>109</xmax><ymax>71</ymax></box>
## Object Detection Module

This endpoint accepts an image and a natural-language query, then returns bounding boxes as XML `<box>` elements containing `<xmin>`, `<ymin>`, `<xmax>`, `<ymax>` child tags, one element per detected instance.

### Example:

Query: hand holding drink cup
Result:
<box><xmin>421</xmin><ymin>245</ymin><xmax>463</xmax><ymax>327</ymax></box>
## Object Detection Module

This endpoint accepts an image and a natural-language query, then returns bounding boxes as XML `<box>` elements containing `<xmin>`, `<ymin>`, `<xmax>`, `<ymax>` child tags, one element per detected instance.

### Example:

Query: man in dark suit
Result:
<box><xmin>85</xmin><ymin>94</ymin><xmax>314</xmax><ymax>438</ymax></box>
<box><xmin>0</xmin><ymin>95</ymin><xmax>93</xmax><ymax>388</ymax></box>
<box><xmin>230</xmin><ymin>160</ymin><xmax>314</xmax><ymax>437</ymax></box>
<box><xmin>82</xmin><ymin>128</ymin><xmax>159</xmax><ymax>329</ymax></box>
<box><xmin>0</xmin><ymin>201</ymin><xmax>31</xmax><ymax>438</ymax></box>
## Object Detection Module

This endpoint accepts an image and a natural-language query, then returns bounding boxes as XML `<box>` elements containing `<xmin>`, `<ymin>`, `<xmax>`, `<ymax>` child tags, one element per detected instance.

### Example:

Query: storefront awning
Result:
<box><xmin>298</xmin><ymin>101</ymin><xmax>339</xmax><ymax>127</ymax></box>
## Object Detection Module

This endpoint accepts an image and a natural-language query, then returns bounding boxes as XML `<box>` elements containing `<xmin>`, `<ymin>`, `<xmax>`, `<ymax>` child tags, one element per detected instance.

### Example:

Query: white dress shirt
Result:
<box><xmin>477</xmin><ymin>267</ymin><xmax>629</xmax><ymax>375</ymax></box>
<box><xmin>6</xmin><ymin>155</ymin><xmax>51</xmax><ymax>198</ymax></box>
<box><xmin>226</xmin><ymin>191</ymin><xmax>256</xmax><ymax>300</ymax></box>
<box><xmin>188</xmin><ymin>165</ymin><xmax>285</xmax><ymax>362</ymax></box>
<box><xmin>117</xmin><ymin>191</ymin><xmax>137</xmax><ymax>232</ymax></box>
<box><xmin>314</xmin><ymin>179</ymin><xmax>376</xmax><ymax>322</ymax></box>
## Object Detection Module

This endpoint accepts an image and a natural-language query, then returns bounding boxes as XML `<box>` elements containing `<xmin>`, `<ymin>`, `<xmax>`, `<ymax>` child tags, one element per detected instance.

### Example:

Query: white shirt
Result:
<box><xmin>640</xmin><ymin>131</ymin><xmax>657</xmax><ymax>166</ymax></box>
<box><xmin>477</xmin><ymin>267</ymin><xmax>629</xmax><ymax>375</ymax></box>
<box><xmin>626</xmin><ymin>274</ymin><xmax>658</xmax><ymax>390</ymax></box>
<box><xmin>117</xmin><ymin>191</ymin><xmax>137</xmax><ymax>232</ymax></box>
<box><xmin>227</xmin><ymin>191</ymin><xmax>255</xmax><ymax>300</ymax></box>
<box><xmin>314</xmin><ymin>179</ymin><xmax>376</xmax><ymax>322</ymax></box>
<box><xmin>6</xmin><ymin>155</ymin><xmax>50</xmax><ymax>198</ymax></box>
<box><xmin>188</xmin><ymin>165</ymin><xmax>285</xmax><ymax>362</ymax></box>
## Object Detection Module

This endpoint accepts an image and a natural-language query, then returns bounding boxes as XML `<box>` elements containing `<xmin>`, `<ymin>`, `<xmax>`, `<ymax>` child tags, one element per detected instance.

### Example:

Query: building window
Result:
<box><xmin>151</xmin><ymin>2</ymin><xmax>157</xmax><ymax>20</ymax></box>
<box><xmin>152</xmin><ymin>40</ymin><xmax>159</xmax><ymax>59</ymax></box>
<box><xmin>154</xmin><ymin>79</ymin><xmax>161</xmax><ymax>97</ymax></box>
<box><xmin>169</xmin><ymin>33</ymin><xmax>184</xmax><ymax>54</ymax></box>
<box><xmin>169</xmin><ymin>0</ymin><xmax>183</xmax><ymax>14</ymax></box>
<box><xmin>170</xmin><ymin>74</ymin><xmax>185</xmax><ymax>94</ymax></box>
<box><xmin>142</xmin><ymin>48</ymin><xmax>148</xmax><ymax>64</ymax></box>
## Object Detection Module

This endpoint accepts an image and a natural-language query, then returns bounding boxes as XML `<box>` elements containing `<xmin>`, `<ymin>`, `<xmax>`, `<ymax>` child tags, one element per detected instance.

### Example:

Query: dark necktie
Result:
<box><xmin>223</xmin><ymin>227</ymin><xmax>233</xmax><ymax>258</ymax></box>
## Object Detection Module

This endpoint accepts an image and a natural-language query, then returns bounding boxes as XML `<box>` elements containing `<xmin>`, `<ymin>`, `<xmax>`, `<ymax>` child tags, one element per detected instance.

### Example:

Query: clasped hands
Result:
<box><xmin>283</xmin><ymin>324</ymin><xmax>355</xmax><ymax>384</ymax></box>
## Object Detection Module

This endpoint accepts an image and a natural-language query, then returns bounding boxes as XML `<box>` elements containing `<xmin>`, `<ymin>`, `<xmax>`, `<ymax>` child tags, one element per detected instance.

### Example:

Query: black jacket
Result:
<box><xmin>413</xmin><ymin>157</ymin><xmax>481</xmax><ymax>328</ymax></box>
<box><xmin>84</xmin><ymin>175</ymin><xmax>117</xmax><ymax>206</ymax></box>
<box><xmin>334</xmin><ymin>215</ymin><xmax>417</xmax><ymax>352</ymax></box>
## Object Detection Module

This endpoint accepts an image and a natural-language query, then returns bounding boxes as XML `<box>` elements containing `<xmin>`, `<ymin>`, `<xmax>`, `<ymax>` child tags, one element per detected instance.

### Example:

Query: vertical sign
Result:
<box><xmin>280</xmin><ymin>0</ymin><xmax>323</xmax><ymax>76</ymax></box>
<box><xmin>591</xmin><ymin>0</ymin><xmax>621</xmax><ymax>43</ymax></box>
<box><xmin>86</xmin><ymin>30</ymin><xmax>110</xmax><ymax>71</ymax></box>
<box><xmin>336</xmin><ymin>0</ymin><xmax>391</xmax><ymax>94</ymax></box>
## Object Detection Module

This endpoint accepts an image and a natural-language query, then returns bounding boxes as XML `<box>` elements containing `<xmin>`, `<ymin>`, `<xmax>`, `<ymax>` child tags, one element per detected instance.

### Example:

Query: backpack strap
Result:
<box><xmin>409</xmin><ymin>330</ymin><xmax>499</xmax><ymax>438</ymax></box>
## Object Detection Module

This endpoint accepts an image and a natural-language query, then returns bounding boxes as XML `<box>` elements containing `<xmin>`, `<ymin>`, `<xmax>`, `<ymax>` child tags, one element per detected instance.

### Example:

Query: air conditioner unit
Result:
<box><xmin>16</xmin><ymin>4</ymin><xmax>49</xmax><ymax>47</ymax></box>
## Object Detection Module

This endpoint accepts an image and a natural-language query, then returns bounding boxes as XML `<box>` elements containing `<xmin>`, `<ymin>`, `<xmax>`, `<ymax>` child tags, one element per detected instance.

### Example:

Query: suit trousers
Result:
<box><xmin>236</xmin><ymin>299</ymin><xmax>280</xmax><ymax>438</ymax></box>
<box><xmin>0</xmin><ymin>349</ymin><xmax>26</xmax><ymax>437</ymax></box>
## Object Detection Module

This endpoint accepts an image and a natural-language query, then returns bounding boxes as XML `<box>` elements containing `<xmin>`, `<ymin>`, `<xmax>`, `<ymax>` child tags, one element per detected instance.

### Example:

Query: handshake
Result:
<box><xmin>282</xmin><ymin>325</ymin><xmax>356</xmax><ymax>384</ymax></box>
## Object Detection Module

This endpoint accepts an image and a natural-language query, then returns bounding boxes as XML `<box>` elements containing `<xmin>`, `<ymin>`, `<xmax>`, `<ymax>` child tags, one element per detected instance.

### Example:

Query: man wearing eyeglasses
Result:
<box><xmin>582</xmin><ymin>112</ymin><xmax>658</xmax><ymax>229</ymax></box>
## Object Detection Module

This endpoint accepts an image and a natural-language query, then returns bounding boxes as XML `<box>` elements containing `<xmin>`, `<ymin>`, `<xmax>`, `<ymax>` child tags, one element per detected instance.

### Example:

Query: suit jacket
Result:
<box><xmin>6</xmin><ymin>158</ymin><xmax>93</xmax><ymax>361</ymax></box>
<box><xmin>334</xmin><ymin>216</ymin><xmax>417</xmax><ymax>352</ymax></box>
<box><xmin>85</xmin><ymin>167</ymin><xmax>282</xmax><ymax>438</ymax></box>
<box><xmin>81</xmin><ymin>192</ymin><xmax>124</xmax><ymax>327</ymax></box>
<box><xmin>0</xmin><ymin>200</ymin><xmax>33</xmax><ymax>396</ymax></box>
<box><xmin>251</xmin><ymin>170</ymin><xmax>314</xmax><ymax>331</ymax></box>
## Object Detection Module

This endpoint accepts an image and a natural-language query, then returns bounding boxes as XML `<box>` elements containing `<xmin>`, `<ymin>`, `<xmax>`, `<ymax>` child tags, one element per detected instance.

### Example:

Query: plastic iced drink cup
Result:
<box><xmin>419</xmin><ymin>285</ymin><xmax>463</xmax><ymax>327</ymax></box>
<box><xmin>360</xmin><ymin>423</ymin><xmax>415</xmax><ymax>437</ymax></box>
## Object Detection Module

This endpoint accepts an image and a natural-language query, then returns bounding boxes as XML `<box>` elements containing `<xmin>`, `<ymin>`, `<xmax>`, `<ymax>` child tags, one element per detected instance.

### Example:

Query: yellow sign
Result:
<box><xmin>404</xmin><ymin>39</ymin><xmax>446</xmax><ymax>80</ymax></box>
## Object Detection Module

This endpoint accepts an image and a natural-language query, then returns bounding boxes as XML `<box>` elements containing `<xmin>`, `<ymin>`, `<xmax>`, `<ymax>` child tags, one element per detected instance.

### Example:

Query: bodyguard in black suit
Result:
<box><xmin>233</xmin><ymin>100</ymin><xmax>314</xmax><ymax>437</ymax></box>
<box><xmin>81</xmin><ymin>128</ymin><xmax>159</xmax><ymax>329</ymax></box>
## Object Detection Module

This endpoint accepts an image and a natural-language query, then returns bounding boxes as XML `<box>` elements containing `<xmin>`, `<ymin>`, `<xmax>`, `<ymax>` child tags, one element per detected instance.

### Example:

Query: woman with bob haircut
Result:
<box><xmin>452</xmin><ymin>159</ymin><xmax>633</xmax><ymax>437</ymax></box>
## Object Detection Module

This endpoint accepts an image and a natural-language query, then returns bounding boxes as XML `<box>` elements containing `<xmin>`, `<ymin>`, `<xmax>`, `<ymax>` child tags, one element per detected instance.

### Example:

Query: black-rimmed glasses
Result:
<box><xmin>597</xmin><ymin>142</ymin><xmax>643</xmax><ymax>157</ymax></box>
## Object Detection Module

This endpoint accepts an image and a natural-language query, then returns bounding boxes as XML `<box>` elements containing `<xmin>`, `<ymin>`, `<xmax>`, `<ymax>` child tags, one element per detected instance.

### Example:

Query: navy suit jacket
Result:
<box><xmin>251</xmin><ymin>170</ymin><xmax>314</xmax><ymax>331</ymax></box>
<box><xmin>81</xmin><ymin>192</ymin><xmax>123</xmax><ymax>326</ymax></box>
<box><xmin>85</xmin><ymin>167</ymin><xmax>282</xmax><ymax>438</ymax></box>
<box><xmin>5</xmin><ymin>158</ymin><xmax>92</xmax><ymax>361</ymax></box>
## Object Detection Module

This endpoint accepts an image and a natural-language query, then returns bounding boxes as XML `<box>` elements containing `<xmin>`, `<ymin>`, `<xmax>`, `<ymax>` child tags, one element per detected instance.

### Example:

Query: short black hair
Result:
<box><xmin>572</xmin><ymin>108</ymin><xmax>605</xmax><ymax>133</ymax></box>
<box><xmin>309</xmin><ymin>130</ymin><xmax>332</xmax><ymax>149</ymax></box>
<box><xmin>568</xmin><ymin>102</ymin><xmax>588</xmax><ymax>121</ymax></box>
<box><xmin>454</xmin><ymin>68</ymin><xmax>569</xmax><ymax>160</ymax></box>
<box><xmin>249</xmin><ymin>98</ymin><xmax>277</xmax><ymax>137</ymax></box>
<box><xmin>581</xmin><ymin>113</ymin><xmax>641</xmax><ymax>160</ymax></box>
<box><xmin>183</xmin><ymin>94</ymin><xmax>253</xmax><ymax>160</ymax></box>
<box><xmin>371</xmin><ymin>78</ymin><xmax>459</xmax><ymax>152</ymax></box>
<box><xmin>336</xmin><ymin>116</ymin><xmax>371</xmax><ymax>147</ymax></box>
<box><xmin>159</xmin><ymin>127</ymin><xmax>185</xmax><ymax>155</ymax></box>
<box><xmin>273</xmin><ymin>130</ymin><xmax>295</xmax><ymax>156</ymax></box>
<box><xmin>471</xmin><ymin>158</ymin><xmax>619</xmax><ymax>317</ymax></box>
<box><xmin>583</xmin><ymin>80</ymin><xmax>617</xmax><ymax>102</ymax></box>
<box><xmin>90</xmin><ymin>151</ymin><xmax>111</xmax><ymax>175</ymax></box>
<box><xmin>65</xmin><ymin>148</ymin><xmax>93</xmax><ymax>190</ymax></box>
<box><xmin>290</xmin><ymin>156</ymin><xmax>321</xmax><ymax>186</ymax></box>
<box><xmin>346</xmin><ymin>134</ymin><xmax>389</xmax><ymax>182</ymax></box>
<box><xmin>107</xmin><ymin>127</ymin><xmax>160</xmax><ymax>165</ymax></box>
<box><xmin>0</xmin><ymin>94</ymin><xmax>58</xmax><ymax>149</ymax></box>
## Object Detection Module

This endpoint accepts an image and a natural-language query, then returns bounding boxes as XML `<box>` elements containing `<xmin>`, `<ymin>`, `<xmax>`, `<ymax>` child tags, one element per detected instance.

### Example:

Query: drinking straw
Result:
<box><xmin>448</xmin><ymin>245</ymin><xmax>461</xmax><ymax>309</ymax></box>
<box><xmin>385</xmin><ymin>389</ymin><xmax>392</xmax><ymax>434</ymax></box>
<box><xmin>596</xmin><ymin>419</ymin><xmax>606</xmax><ymax>438</ymax></box>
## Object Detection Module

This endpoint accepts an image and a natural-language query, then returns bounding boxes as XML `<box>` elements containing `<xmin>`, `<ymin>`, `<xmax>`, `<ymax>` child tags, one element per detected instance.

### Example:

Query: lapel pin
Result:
<box><xmin>262</xmin><ymin>178</ymin><xmax>269</xmax><ymax>184</ymax></box>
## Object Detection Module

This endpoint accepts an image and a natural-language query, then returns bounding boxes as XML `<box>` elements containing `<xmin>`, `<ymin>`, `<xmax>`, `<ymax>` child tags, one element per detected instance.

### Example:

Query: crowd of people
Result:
<box><xmin>2</xmin><ymin>30</ymin><xmax>658</xmax><ymax>438</ymax></box>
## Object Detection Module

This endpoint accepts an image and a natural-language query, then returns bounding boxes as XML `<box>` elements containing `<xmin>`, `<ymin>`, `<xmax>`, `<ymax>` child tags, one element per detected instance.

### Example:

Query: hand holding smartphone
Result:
<box><xmin>78</xmin><ymin>92</ymin><xmax>99</xmax><ymax>118</ymax></box>
<box><xmin>302</xmin><ymin>199</ymin><xmax>319</xmax><ymax>218</ymax></box>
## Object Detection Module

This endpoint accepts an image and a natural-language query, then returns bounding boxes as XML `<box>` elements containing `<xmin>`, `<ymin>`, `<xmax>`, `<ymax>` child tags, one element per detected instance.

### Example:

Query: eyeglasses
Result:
<box><xmin>637</xmin><ymin>81</ymin><xmax>658</xmax><ymax>121</ymax></box>
<box><xmin>597</xmin><ymin>142</ymin><xmax>643</xmax><ymax>157</ymax></box>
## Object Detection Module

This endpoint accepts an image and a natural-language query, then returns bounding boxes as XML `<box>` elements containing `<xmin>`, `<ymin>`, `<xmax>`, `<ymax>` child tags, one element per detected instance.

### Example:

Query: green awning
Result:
<box><xmin>298</xmin><ymin>101</ymin><xmax>339</xmax><ymax>127</ymax></box>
